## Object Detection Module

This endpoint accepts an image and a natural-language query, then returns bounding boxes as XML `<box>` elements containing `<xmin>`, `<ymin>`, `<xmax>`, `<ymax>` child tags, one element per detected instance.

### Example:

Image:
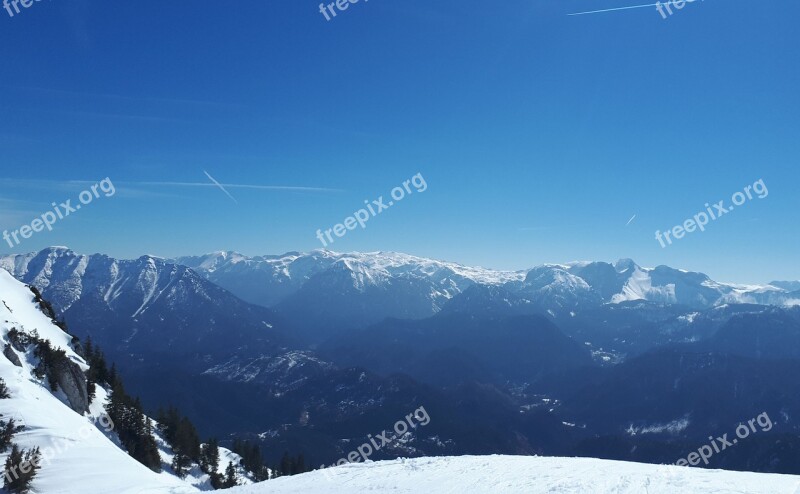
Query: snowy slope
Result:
<box><xmin>228</xmin><ymin>455</ymin><xmax>800</xmax><ymax>494</ymax></box>
<box><xmin>0</xmin><ymin>269</ymin><xmax>199</xmax><ymax>494</ymax></box>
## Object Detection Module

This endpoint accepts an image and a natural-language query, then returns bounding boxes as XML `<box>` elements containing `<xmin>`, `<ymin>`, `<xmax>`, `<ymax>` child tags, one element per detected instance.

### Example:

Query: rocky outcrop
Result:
<box><xmin>33</xmin><ymin>338</ymin><xmax>90</xmax><ymax>415</ymax></box>
<box><xmin>3</xmin><ymin>344</ymin><xmax>22</xmax><ymax>367</ymax></box>
<box><xmin>6</xmin><ymin>329</ymin><xmax>27</xmax><ymax>353</ymax></box>
<box><xmin>51</xmin><ymin>357</ymin><xmax>90</xmax><ymax>414</ymax></box>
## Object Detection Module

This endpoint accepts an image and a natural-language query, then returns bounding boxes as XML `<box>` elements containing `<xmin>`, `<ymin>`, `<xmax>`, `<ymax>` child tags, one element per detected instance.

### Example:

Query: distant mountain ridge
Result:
<box><xmin>172</xmin><ymin>250</ymin><xmax>799</xmax><ymax>337</ymax></box>
<box><xmin>3</xmin><ymin>247</ymin><xmax>797</xmax><ymax>343</ymax></box>
<box><xmin>0</xmin><ymin>247</ymin><xmax>292</xmax><ymax>367</ymax></box>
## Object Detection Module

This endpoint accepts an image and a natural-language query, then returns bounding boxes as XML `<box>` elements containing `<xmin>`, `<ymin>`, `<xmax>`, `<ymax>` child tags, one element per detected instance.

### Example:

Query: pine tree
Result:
<box><xmin>140</xmin><ymin>419</ymin><xmax>162</xmax><ymax>471</ymax></box>
<box><xmin>254</xmin><ymin>463</ymin><xmax>271</xmax><ymax>482</ymax></box>
<box><xmin>95</xmin><ymin>350</ymin><xmax>109</xmax><ymax>385</ymax></box>
<box><xmin>295</xmin><ymin>453</ymin><xmax>306</xmax><ymax>475</ymax></box>
<box><xmin>0</xmin><ymin>418</ymin><xmax>23</xmax><ymax>453</ymax></box>
<box><xmin>171</xmin><ymin>452</ymin><xmax>191</xmax><ymax>478</ymax></box>
<box><xmin>232</xmin><ymin>438</ymin><xmax>275</xmax><ymax>479</ymax></box>
<box><xmin>33</xmin><ymin>340</ymin><xmax>70</xmax><ymax>392</ymax></box>
<box><xmin>108</xmin><ymin>363</ymin><xmax>118</xmax><ymax>387</ymax></box>
<box><xmin>158</xmin><ymin>407</ymin><xmax>181</xmax><ymax>446</ymax></box>
<box><xmin>86</xmin><ymin>379</ymin><xmax>96</xmax><ymax>405</ymax></box>
<box><xmin>243</xmin><ymin>442</ymin><xmax>261</xmax><ymax>473</ymax></box>
<box><xmin>280</xmin><ymin>452</ymin><xmax>293</xmax><ymax>477</ymax></box>
<box><xmin>105</xmin><ymin>378</ymin><xmax>161</xmax><ymax>472</ymax></box>
<box><xmin>200</xmin><ymin>438</ymin><xmax>220</xmax><ymax>474</ymax></box>
<box><xmin>164</xmin><ymin>411</ymin><xmax>201</xmax><ymax>478</ymax></box>
<box><xmin>3</xmin><ymin>444</ymin><xmax>40</xmax><ymax>493</ymax></box>
<box><xmin>84</xmin><ymin>338</ymin><xmax>113</xmax><ymax>406</ymax></box>
<box><xmin>200</xmin><ymin>438</ymin><xmax>225</xmax><ymax>488</ymax></box>
<box><xmin>84</xmin><ymin>336</ymin><xmax>94</xmax><ymax>361</ymax></box>
<box><xmin>223</xmin><ymin>461</ymin><xmax>238</xmax><ymax>488</ymax></box>
<box><xmin>0</xmin><ymin>378</ymin><xmax>10</xmax><ymax>399</ymax></box>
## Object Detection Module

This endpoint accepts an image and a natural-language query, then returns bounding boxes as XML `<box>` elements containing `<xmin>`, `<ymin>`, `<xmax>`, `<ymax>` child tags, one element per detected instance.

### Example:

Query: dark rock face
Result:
<box><xmin>3</xmin><ymin>344</ymin><xmax>22</xmax><ymax>367</ymax></box>
<box><xmin>52</xmin><ymin>358</ymin><xmax>90</xmax><ymax>414</ymax></box>
<box><xmin>6</xmin><ymin>331</ymin><xmax>27</xmax><ymax>353</ymax></box>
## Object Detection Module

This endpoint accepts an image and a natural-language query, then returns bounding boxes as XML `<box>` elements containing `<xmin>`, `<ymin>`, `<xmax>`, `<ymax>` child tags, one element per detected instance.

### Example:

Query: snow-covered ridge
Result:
<box><xmin>0</xmin><ymin>269</ymin><xmax>199</xmax><ymax>493</ymax></box>
<box><xmin>0</xmin><ymin>247</ymin><xmax>211</xmax><ymax>318</ymax></box>
<box><xmin>177</xmin><ymin>249</ymin><xmax>526</xmax><ymax>286</ymax></box>
<box><xmin>4</xmin><ymin>249</ymin><xmax>799</xmax><ymax>328</ymax></box>
<box><xmin>175</xmin><ymin>250</ymin><xmax>799</xmax><ymax>311</ymax></box>
<box><xmin>228</xmin><ymin>455</ymin><xmax>800</xmax><ymax>494</ymax></box>
<box><xmin>0</xmin><ymin>269</ymin><xmax>258</xmax><ymax>493</ymax></box>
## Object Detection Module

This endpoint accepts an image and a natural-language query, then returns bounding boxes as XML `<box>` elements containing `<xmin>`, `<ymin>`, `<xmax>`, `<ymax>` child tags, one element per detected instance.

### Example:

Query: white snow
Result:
<box><xmin>228</xmin><ymin>455</ymin><xmax>800</xmax><ymax>494</ymax></box>
<box><xmin>0</xmin><ymin>270</ymin><xmax>198</xmax><ymax>494</ymax></box>
<box><xmin>179</xmin><ymin>250</ymin><xmax>527</xmax><ymax>288</ymax></box>
<box><xmin>611</xmin><ymin>266</ymin><xmax>676</xmax><ymax>305</ymax></box>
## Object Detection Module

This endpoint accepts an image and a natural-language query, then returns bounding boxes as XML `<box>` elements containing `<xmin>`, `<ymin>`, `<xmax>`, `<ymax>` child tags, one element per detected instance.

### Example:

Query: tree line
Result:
<box><xmin>1</xmin><ymin>327</ymin><xmax>312</xmax><ymax>492</ymax></box>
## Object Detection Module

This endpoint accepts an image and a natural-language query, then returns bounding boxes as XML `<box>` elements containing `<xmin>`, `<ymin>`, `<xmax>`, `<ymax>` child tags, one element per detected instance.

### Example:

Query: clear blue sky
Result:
<box><xmin>0</xmin><ymin>0</ymin><xmax>798</xmax><ymax>283</ymax></box>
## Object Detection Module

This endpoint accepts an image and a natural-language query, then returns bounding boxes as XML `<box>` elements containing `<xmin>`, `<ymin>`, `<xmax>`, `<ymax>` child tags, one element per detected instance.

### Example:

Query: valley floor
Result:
<box><xmin>228</xmin><ymin>455</ymin><xmax>800</xmax><ymax>494</ymax></box>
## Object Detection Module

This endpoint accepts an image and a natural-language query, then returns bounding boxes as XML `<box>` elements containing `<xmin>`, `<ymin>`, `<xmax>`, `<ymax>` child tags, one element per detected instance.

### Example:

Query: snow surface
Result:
<box><xmin>611</xmin><ymin>265</ymin><xmax>677</xmax><ymax>304</ymax></box>
<box><xmin>0</xmin><ymin>270</ymin><xmax>198</xmax><ymax>494</ymax></box>
<box><xmin>228</xmin><ymin>455</ymin><xmax>800</xmax><ymax>494</ymax></box>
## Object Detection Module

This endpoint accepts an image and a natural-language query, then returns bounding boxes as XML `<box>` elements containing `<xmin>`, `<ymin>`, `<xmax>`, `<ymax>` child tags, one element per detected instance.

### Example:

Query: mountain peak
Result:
<box><xmin>614</xmin><ymin>258</ymin><xmax>640</xmax><ymax>274</ymax></box>
<box><xmin>770</xmin><ymin>281</ymin><xmax>800</xmax><ymax>292</ymax></box>
<box><xmin>41</xmin><ymin>246</ymin><xmax>74</xmax><ymax>255</ymax></box>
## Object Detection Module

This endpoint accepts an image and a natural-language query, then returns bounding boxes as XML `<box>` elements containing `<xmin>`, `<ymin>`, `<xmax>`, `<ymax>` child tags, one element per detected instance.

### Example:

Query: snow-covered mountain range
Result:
<box><xmin>175</xmin><ymin>250</ymin><xmax>523</xmax><ymax>307</ymax></box>
<box><xmin>174</xmin><ymin>250</ymin><xmax>800</xmax><ymax>337</ymax></box>
<box><xmin>4</xmin><ymin>248</ymin><xmax>797</xmax><ymax>332</ymax></box>
<box><xmin>0</xmin><ymin>247</ymin><xmax>291</xmax><ymax>361</ymax></box>
<box><xmin>178</xmin><ymin>250</ymin><xmax>800</xmax><ymax>308</ymax></box>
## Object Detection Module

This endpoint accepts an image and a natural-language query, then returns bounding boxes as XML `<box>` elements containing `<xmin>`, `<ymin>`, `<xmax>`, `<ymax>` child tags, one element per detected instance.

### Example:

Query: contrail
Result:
<box><xmin>568</xmin><ymin>2</ymin><xmax>665</xmax><ymax>16</ymax></box>
<box><xmin>203</xmin><ymin>170</ymin><xmax>238</xmax><ymax>204</ymax></box>
<box><xmin>127</xmin><ymin>181</ymin><xmax>344</xmax><ymax>193</ymax></box>
<box><xmin>0</xmin><ymin>177</ymin><xmax>344</xmax><ymax>194</ymax></box>
<box><xmin>626</xmin><ymin>214</ymin><xmax>637</xmax><ymax>226</ymax></box>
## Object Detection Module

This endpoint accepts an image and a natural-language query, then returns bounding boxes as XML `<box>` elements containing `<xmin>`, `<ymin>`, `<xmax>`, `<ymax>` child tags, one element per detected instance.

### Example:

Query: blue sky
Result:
<box><xmin>0</xmin><ymin>0</ymin><xmax>798</xmax><ymax>283</ymax></box>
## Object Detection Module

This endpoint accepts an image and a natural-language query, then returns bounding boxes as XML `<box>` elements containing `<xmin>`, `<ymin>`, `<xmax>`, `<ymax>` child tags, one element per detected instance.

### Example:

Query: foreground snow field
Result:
<box><xmin>228</xmin><ymin>455</ymin><xmax>800</xmax><ymax>494</ymax></box>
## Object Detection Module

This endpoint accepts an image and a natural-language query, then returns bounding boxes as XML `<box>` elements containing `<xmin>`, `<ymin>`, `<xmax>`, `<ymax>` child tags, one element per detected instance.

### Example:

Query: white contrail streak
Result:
<box><xmin>0</xmin><ymin>178</ymin><xmax>344</xmax><ymax>194</ymax></box>
<box><xmin>127</xmin><ymin>181</ymin><xmax>344</xmax><ymax>193</ymax></box>
<box><xmin>568</xmin><ymin>2</ymin><xmax>664</xmax><ymax>16</ymax></box>
<box><xmin>626</xmin><ymin>214</ymin><xmax>637</xmax><ymax>226</ymax></box>
<box><xmin>203</xmin><ymin>170</ymin><xmax>238</xmax><ymax>204</ymax></box>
